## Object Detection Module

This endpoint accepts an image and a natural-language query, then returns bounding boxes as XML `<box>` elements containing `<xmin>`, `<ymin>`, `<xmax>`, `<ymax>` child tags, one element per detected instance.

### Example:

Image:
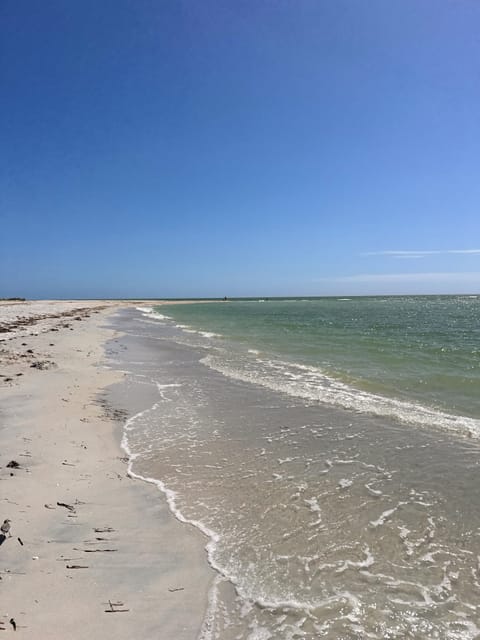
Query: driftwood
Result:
<box><xmin>168</xmin><ymin>587</ymin><xmax>185</xmax><ymax>592</ymax></box>
<box><xmin>57</xmin><ymin>501</ymin><xmax>75</xmax><ymax>512</ymax></box>
<box><xmin>17</xmin><ymin>537</ymin><xmax>23</xmax><ymax>546</ymax></box>
<box><xmin>84</xmin><ymin>549</ymin><xmax>117</xmax><ymax>553</ymax></box>
<box><xmin>94</xmin><ymin>527</ymin><xmax>114</xmax><ymax>533</ymax></box>
<box><xmin>104</xmin><ymin>600</ymin><xmax>129</xmax><ymax>613</ymax></box>
<box><xmin>66</xmin><ymin>565</ymin><xmax>89</xmax><ymax>569</ymax></box>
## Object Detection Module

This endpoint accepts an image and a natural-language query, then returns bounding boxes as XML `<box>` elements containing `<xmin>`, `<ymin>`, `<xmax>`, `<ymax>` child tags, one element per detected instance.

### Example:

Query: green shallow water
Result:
<box><xmin>157</xmin><ymin>296</ymin><xmax>480</xmax><ymax>419</ymax></box>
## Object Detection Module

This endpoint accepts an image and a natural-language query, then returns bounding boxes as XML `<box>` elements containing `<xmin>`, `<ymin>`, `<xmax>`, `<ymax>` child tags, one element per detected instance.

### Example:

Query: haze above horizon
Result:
<box><xmin>1</xmin><ymin>1</ymin><xmax>479</xmax><ymax>298</ymax></box>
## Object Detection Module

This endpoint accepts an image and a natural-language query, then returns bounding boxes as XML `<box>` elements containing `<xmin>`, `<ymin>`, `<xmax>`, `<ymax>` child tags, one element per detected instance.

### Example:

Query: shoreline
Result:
<box><xmin>0</xmin><ymin>302</ymin><xmax>213</xmax><ymax>638</ymax></box>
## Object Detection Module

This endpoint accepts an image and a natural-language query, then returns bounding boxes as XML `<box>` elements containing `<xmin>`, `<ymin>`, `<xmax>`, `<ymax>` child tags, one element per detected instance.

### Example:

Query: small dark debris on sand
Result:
<box><xmin>104</xmin><ymin>600</ymin><xmax>129</xmax><ymax>613</ymax></box>
<box><xmin>30</xmin><ymin>360</ymin><xmax>57</xmax><ymax>370</ymax></box>
<box><xmin>57</xmin><ymin>501</ymin><xmax>75</xmax><ymax>512</ymax></box>
<box><xmin>6</xmin><ymin>460</ymin><xmax>20</xmax><ymax>469</ymax></box>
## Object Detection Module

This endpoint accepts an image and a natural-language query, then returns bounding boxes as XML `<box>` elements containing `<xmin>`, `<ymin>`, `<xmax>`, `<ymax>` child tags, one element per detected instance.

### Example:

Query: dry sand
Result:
<box><xmin>0</xmin><ymin>301</ymin><xmax>214</xmax><ymax>637</ymax></box>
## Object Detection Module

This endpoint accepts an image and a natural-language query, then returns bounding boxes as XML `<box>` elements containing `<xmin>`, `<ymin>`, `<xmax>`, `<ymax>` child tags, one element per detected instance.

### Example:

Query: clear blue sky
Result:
<box><xmin>1</xmin><ymin>0</ymin><xmax>480</xmax><ymax>298</ymax></box>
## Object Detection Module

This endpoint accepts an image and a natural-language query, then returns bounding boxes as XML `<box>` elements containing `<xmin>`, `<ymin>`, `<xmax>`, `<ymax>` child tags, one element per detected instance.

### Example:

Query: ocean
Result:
<box><xmin>110</xmin><ymin>296</ymin><xmax>480</xmax><ymax>639</ymax></box>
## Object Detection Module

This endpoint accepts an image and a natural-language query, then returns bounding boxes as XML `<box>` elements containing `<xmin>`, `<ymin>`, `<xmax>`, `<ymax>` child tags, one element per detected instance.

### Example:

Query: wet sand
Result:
<box><xmin>0</xmin><ymin>301</ymin><xmax>213</xmax><ymax>637</ymax></box>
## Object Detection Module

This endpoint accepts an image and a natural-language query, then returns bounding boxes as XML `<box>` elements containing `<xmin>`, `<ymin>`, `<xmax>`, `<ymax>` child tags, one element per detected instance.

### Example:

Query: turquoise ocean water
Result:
<box><xmin>153</xmin><ymin>296</ymin><xmax>480</xmax><ymax>431</ymax></box>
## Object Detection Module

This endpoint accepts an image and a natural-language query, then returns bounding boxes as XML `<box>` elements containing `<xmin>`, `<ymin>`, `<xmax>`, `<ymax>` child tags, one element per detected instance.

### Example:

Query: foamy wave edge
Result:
<box><xmin>136</xmin><ymin>306</ymin><xmax>171</xmax><ymax>321</ymax></box>
<box><xmin>119</xmin><ymin>384</ymin><xmax>355</xmax><ymax>639</ymax></box>
<box><xmin>136</xmin><ymin>306</ymin><xmax>222</xmax><ymax>338</ymax></box>
<box><xmin>200</xmin><ymin>355</ymin><xmax>480</xmax><ymax>439</ymax></box>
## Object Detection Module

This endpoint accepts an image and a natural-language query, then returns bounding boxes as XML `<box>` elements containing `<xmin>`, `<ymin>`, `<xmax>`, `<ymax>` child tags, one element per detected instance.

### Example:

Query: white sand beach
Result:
<box><xmin>0</xmin><ymin>301</ymin><xmax>213</xmax><ymax>637</ymax></box>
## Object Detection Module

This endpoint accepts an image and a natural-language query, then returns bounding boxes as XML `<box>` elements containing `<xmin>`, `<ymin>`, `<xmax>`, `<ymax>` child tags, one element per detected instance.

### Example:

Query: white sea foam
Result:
<box><xmin>304</xmin><ymin>497</ymin><xmax>321</xmax><ymax>512</ymax></box>
<box><xmin>136</xmin><ymin>306</ymin><xmax>171</xmax><ymax>321</ymax></box>
<box><xmin>364</xmin><ymin>482</ymin><xmax>383</xmax><ymax>497</ymax></box>
<box><xmin>174</xmin><ymin>323</ymin><xmax>222</xmax><ymax>339</ymax></box>
<box><xmin>197</xmin><ymin>574</ymin><xmax>224</xmax><ymax>640</ymax></box>
<box><xmin>335</xmin><ymin>547</ymin><xmax>375</xmax><ymax>573</ymax></box>
<box><xmin>156</xmin><ymin>382</ymin><xmax>182</xmax><ymax>389</ymax></box>
<box><xmin>154</xmin><ymin>381</ymin><xmax>182</xmax><ymax>402</ymax></box>
<box><xmin>304</xmin><ymin>497</ymin><xmax>322</xmax><ymax>526</ymax></box>
<box><xmin>369</xmin><ymin>501</ymin><xmax>409</xmax><ymax>528</ymax></box>
<box><xmin>200</xmin><ymin>354</ymin><xmax>480</xmax><ymax>438</ymax></box>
